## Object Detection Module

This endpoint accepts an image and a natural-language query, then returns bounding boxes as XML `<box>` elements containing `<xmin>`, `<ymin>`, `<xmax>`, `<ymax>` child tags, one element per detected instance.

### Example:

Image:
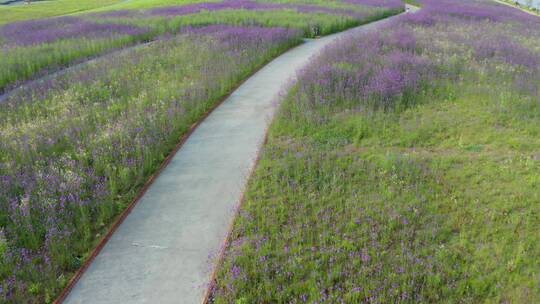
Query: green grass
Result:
<box><xmin>404</xmin><ymin>0</ymin><xmax>422</xmax><ymax>7</ymax></box>
<box><xmin>0</xmin><ymin>0</ymin><xmax>213</xmax><ymax>24</ymax></box>
<box><xmin>211</xmin><ymin>7</ymin><xmax>540</xmax><ymax>303</ymax></box>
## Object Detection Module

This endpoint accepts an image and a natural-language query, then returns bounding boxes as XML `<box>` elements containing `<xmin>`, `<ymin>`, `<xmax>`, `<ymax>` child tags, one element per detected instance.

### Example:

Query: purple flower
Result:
<box><xmin>0</xmin><ymin>17</ymin><xmax>148</xmax><ymax>46</ymax></box>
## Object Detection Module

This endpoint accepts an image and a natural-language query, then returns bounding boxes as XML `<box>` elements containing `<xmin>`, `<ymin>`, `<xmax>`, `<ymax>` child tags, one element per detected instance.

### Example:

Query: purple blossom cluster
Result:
<box><xmin>292</xmin><ymin>0</ymin><xmax>540</xmax><ymax>112</ymax></box>
<box><xmin>405</xmin><ymin>0</ymin><xmax>540</xmax><ymax>25</ymax></box>
<box><xmin>425</xmin><ymin>0</ymin><xmax>539</xmax><ymax>23</ymax></box>
<box><xmin>181</xmin><ymin>24</ymin><xmax>302</xmax><ymax>49</ymax></box>
<box><xmin>473</xmin><ymin>34</ymin><xmax>540</xmax><ymax>68</ymax></box>
<box><xmin>0</xmin><ymin>16</ymin><xmax>148</xmax><ymax>46</ymax></box>
<box><xmin>295</xmin><ymin>27</ymin><xmax>434</xmax><ymax>110</ymax></box>
<box><xmin>406</xmin><ymin>0</ymin><xmax>540</xmax><ymax>95</ymax></box>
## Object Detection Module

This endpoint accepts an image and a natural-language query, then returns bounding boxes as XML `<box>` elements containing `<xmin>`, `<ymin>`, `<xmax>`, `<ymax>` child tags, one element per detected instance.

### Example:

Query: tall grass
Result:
<box><xmin>0</xmin><ymin>29</ymin><xmax>153</xmax><ymax>94</ymax></box>
<box><xmin>211</xmin><ymin>0</ymin><xmax>540</xmax><ymax>302</ymax></box>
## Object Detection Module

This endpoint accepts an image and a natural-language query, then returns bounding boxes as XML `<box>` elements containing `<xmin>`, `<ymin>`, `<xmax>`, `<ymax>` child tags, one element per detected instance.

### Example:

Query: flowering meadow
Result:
<box><xmin>0</xmin><ymin>25</ymin><xmax>302</xmax><ymax>302</ymax></box>
<box><xmin>0</xmin><ymin>0</ymin><xmax>403</xmax><ymax>94</ymax></box>
<box><xmin>212</xmin><ymin>0</ymin><xmax>540</xmax><ymax>302</ymax></box>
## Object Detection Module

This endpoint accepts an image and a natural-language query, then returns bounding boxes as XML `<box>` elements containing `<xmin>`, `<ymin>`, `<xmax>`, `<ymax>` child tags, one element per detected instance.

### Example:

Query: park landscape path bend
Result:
<box><xmin>63</xmin><ymin>8</ymin><xmax>414</xmax><ymax>304</ymax></box>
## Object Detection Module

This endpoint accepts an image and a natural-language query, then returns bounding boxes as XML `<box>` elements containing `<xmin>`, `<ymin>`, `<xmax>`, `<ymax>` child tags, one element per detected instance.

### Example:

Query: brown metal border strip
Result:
<box><xmin>53</xmin><ymin>42</ymin><xmax>300</xmax><ymax>304</ymax></box>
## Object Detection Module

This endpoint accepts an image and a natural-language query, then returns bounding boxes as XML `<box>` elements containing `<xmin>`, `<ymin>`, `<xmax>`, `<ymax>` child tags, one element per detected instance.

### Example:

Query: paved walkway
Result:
<box><xmin>64</xmin><ymin>9</ymin><xmax>414</xmax><ymax>304</ymax></box>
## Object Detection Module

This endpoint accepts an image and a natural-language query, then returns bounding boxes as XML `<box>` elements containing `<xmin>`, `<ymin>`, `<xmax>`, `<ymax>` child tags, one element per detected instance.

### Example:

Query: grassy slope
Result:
<box><xmin>213</xmin><ymin>73</ymin><xmax>540</xmax><ymax>304</ymax></box>
<box><xmin>212</xmin><ymin>11</ymin><xmax>540</xmax><ymax>304</ymax></box>
<box><xmin>0</xmin><ymin>0</ymin><xmax>210</xmax><ymax>24</ymax></box>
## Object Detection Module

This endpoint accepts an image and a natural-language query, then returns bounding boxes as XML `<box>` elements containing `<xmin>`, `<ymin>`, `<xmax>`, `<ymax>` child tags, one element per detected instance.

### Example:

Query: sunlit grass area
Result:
<box><xmin>0</xmin><ymin>0</ymin><xmax>213</xmax><ymax>23</ymax></box>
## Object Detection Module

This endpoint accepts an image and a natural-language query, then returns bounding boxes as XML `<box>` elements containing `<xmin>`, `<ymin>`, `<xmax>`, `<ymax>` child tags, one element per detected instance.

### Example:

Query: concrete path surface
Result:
<box><xmin>64</xmin><ymin>9</ymin><xmax>414</xmax><ymax>304</ymax></box>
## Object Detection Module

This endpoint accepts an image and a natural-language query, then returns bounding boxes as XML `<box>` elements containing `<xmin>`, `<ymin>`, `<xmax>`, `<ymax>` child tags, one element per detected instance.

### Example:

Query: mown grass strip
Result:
<box><xmin>0</xmin><ymin>1</ymin><xmax>403</xmax><ymax>94</ymax></box>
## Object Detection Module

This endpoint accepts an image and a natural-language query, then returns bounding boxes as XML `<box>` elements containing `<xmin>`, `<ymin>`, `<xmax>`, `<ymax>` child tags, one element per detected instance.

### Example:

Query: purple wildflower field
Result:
<box><xmin>211</xmin><ymin>0</ymin><xmax>540</xmax><ymax>302</ymax></box>
<box><xmin>0</xmin><ymin>25</ymin><xmax>300</xmax><ymax>303</ymax></box>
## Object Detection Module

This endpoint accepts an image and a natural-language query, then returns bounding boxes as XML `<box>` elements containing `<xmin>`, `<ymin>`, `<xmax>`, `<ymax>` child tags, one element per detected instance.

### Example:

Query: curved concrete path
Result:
<box><xmin>64</xmin><ymin>8</ymin><xmax>415</xmax><ymax>304</ymax></box>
